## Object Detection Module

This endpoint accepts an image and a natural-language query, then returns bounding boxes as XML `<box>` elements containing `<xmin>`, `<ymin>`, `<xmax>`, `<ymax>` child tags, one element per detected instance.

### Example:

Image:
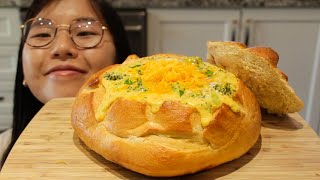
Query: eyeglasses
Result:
<box><xmin>21</xmin><ymin>17</ymin><xmax>108</xmax><ymax>48</ymax></box>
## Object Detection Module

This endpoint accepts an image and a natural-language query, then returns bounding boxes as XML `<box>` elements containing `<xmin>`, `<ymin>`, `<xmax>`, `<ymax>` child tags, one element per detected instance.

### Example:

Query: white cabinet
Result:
<box><xmin>0</xmin><ymin>8</ymin><xmax>20</xmax><ymax>45</ymax></box>
<box><xmin>241</xmin><ymin>9</ymin><xmax>320</xmax><ymax>134</ymax></box>
<box><xmin>0</xmin><ymin>46</ymin><xmax>19</xmax><ymax>82</ymax></box>
<box><xmin>147</xmin><ymin>8</ymin><xmax>320</xmax><ymax>134</ymax></box>
<box><xmin>147</xmin><ymin>9</ymin><xmax>240</xmax><ymax>60</ymax></box>
<box><xmin>0</xmin><ymin>8</ymin><xmax>20</xmax><ymax>130</ymax></box>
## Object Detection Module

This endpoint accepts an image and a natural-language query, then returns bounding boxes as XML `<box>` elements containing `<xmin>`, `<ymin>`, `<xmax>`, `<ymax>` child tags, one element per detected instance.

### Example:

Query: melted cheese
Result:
<box><xmin>95</xmin><ymin>56</ymin><xmax>240</xmax><ymax>127</ymax></box>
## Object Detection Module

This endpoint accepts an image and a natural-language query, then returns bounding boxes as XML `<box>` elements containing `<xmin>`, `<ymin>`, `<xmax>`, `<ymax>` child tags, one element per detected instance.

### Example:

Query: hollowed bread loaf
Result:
<box><xmin>71</xmin><ymin>54</ymin><xmax>261</xmax><ymax>177</ymax></box>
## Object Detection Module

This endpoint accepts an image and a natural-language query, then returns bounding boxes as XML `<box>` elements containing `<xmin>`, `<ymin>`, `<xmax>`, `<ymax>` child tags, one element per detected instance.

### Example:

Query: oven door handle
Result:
<box><xmin>125</xmin><ymin>25</ymin><xmax>143</xmax><ymax>31</ymax></box>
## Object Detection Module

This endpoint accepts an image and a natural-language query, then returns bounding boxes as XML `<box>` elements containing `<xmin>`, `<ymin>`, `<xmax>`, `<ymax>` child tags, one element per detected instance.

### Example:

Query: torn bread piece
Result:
<box><xmin>207</xmin><ymin>41</ymin><xmax>303</xmax><ymax>114</ymax></box>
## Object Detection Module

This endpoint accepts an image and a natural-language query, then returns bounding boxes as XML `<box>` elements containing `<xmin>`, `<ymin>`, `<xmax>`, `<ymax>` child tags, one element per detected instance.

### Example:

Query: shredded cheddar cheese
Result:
<box><xmin>95</xmin><ymin>56</ymin><xmax>240</xmax><ymax>127</ymax></box>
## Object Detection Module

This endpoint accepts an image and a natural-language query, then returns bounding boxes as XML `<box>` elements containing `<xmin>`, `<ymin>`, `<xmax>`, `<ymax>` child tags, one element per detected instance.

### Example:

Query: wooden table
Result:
<box><xmin>1</xmin><ymin>98</ymin><xmax>320</xmax><ymax>179</ymax></box>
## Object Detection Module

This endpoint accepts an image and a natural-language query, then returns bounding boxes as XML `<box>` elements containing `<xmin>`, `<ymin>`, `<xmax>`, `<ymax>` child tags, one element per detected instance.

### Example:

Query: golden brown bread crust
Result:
<box><xmin>71</xmin><ymin>54</ymin><xmax>261</xmax><ymax>177</ymax></box>
<box><xmin>207</xmin><ymin>41</ymin><xmax>304</xmax><ymax>114</ymax></box>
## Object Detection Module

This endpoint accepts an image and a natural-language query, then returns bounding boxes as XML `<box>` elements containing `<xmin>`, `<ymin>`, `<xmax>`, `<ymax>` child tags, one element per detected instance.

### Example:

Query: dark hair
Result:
<box><xmin>1</xmin><ymin>0</ymin><xmax>131</xmax><ymax>166</ymax></box>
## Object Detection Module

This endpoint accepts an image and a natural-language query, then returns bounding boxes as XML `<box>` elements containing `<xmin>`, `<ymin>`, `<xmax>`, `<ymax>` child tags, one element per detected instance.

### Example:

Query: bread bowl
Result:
<box><xmin>71</xmin><ymin>53</ymin><xmax>261</xmax><ymax>177</ymax></box>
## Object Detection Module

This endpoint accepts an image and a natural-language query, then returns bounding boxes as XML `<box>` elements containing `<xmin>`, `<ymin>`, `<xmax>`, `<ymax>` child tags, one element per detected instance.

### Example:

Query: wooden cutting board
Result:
<box><xmin>1</xmin><ymin>98</ymin><xmax>320</xmax><ymax>179</ymax></box>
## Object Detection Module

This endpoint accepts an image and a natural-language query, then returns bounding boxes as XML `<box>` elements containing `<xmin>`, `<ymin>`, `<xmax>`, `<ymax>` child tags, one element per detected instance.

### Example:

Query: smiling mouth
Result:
<box><xmin>46</xmin><ymin>65</ymin><xmax>87</xmax><ymax>79</ymax></box>
<box><xmin>49</xmin><ymin>70</ymin><xmax>84</xmax><ymax>76</ymax></box>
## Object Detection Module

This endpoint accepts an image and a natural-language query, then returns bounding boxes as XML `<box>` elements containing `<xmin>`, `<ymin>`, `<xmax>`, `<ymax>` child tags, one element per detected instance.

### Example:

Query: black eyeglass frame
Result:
<box><xmin>20</xmin><ymin>17</ymin><xmax>108</xmax><ymax>49</ymax></box>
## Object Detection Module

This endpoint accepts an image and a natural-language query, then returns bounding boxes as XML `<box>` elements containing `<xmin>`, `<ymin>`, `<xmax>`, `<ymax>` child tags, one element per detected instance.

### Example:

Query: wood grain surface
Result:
<box><xmin>0</xmin><ymin>98</ymin><xmax>319</xmax><ymax>179</ymax></box>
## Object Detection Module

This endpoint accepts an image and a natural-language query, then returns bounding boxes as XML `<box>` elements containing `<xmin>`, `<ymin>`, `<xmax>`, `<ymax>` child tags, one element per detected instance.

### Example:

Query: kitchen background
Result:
<box><xmin>0</xmin><ymin>0</ymin><xmax>320</xmax><ymax>135</ymax></box>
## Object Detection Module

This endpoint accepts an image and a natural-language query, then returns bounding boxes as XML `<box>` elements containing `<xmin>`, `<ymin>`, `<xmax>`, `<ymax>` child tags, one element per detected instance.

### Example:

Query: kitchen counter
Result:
<box><xmin>1</xmin><ymin>98</ymin><xmax>319</xmax><ymax>179</ymax></box>
<box><xmin>1</xmin><ymin>0</ymin><xmax>320</xmax><ymax>8</ymax></box>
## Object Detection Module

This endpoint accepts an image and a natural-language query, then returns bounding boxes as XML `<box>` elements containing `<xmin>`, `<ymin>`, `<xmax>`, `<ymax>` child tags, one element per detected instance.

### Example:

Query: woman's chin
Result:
<box><xmin>40</xmin><ymin>84</ymin><xmax>84</xmax><ymax>103</ymax></box>
<box><xmin>29</xmin><ymin>75</ymin><xmax>88</xmax><ymax>103</ymax></box>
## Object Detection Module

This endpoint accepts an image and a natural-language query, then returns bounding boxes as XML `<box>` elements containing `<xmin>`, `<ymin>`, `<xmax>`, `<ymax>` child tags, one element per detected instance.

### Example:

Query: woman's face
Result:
<box><xmin>22</xmin><ymin>0</ymin><xmax>116</xmax><ymax>103</ymax></box>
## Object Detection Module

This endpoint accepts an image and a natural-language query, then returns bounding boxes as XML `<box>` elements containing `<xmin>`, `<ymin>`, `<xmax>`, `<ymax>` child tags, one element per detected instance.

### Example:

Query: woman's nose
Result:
<box><xmin>50</xmin><ymin>30</ymin><xmax>78</xmax><ymax>60</ymax></box>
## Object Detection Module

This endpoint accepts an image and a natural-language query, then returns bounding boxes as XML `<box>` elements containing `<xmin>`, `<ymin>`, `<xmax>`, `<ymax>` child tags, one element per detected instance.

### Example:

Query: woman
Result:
<box><xmin>1</xmin><ymin>0</ymin><xmax>131</xmax><ymax>166</ymax></box>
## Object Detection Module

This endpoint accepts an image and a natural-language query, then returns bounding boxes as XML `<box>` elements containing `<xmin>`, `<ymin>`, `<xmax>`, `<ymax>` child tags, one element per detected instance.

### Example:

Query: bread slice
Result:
<box><xmin>207</xmin><ymin>41</ymin><xmax>303</xmax><ymax>114</ymax></box>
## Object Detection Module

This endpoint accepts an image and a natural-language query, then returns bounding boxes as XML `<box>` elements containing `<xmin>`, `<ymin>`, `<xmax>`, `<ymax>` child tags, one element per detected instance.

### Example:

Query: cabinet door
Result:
<box><xmin>242</xmin><ymin>9</ymin><xmax>320</xmax><ymax>133</ymax></box>
<box><xmin>0</xmin><ymin>82</ymin><xmax>14</xmax><ymax>130</ymax></box>
<box><xmin>147</xmin><ymin>9</ymin><xmax>240</xmax><ymax>60</ymax></box>
<box><xmin>0</xmin><ymin>8</ymin><xmax>21</xmax><ymax>45</ymax></box>
<box><xmin>0</xmin><ymin>81</ymin><xmax>14</xmax><ymax>104</ymax></box>
<box><xmin>0</xmin><ymin>104</ymin><xmax>13</xmax><ymax>130</ymax></box>
<box><xmin>0</xmin><ymin>46</ymin><xmax>19</xmax><ymax>81</ymax></box>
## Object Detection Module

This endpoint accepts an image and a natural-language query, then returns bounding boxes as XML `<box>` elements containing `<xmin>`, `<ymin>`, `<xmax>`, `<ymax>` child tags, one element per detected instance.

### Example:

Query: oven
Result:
<box><xmin>117</xmin><ymin>9</ymin><xmax>147</xmax><ymax>57</ymax></box>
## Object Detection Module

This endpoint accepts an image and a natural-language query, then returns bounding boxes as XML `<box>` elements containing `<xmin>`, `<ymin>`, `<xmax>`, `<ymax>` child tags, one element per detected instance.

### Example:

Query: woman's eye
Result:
<box><xmin>77</xmin><ymin>31</ymin><xmax>97</xmax><ymax>36</ymax></box>
<box><xmin>31</xmin><ymin>33</ymin><xmax>51</xmax><ymax>38</ymax></box>
<box><xmin>77</xmin><ymin>31</ymin><xmax>96</xmax><ymax>36</ymax></box>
